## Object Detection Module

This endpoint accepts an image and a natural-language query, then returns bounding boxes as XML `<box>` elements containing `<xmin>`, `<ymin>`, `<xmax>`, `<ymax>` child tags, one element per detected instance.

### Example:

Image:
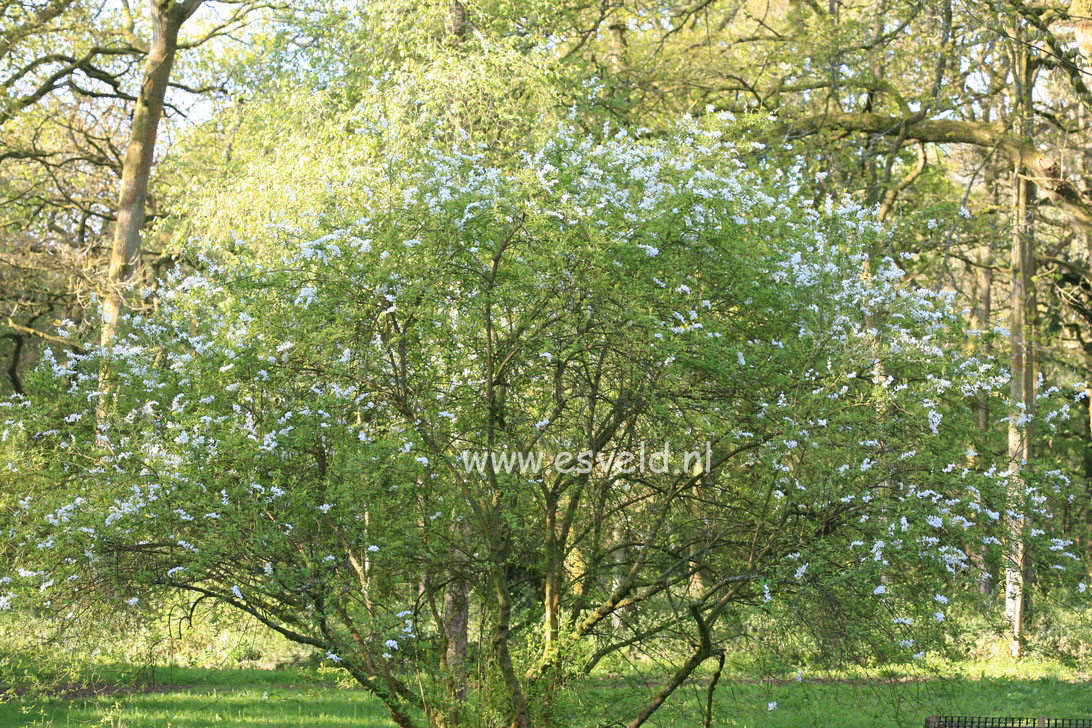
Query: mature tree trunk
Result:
<box><xmin>972</xmin><ymin>240</ymin><xmax>995</xmax><ymax>596</ymax></box>
<box><xmin>607</xmin><ymin>20</ymin><xmax>626</xmax><ymax>73</ymax></box>
<box><xmin>449</xmin><ymin>1</ymin><xmax>467</xmax><ymax>44</ymax></box>
<box><xmin>443</xmin><ymin>578</ymin><xmax>469</xmax><ymax>697</ymax></box>
<box><xmin>100</xmin><ymin>0</ymin><xmax>202</xmax><ymax>351</ymax></box>
<box><xmin>1004</xmin><ymin>40</ymin><xmax>1036</xmax><ymax>658</ymax></box>
<box><xmin>491</xmin><ymin>566</ymin><xmax>532</xmax><ymax>728</ymax></box>
<box><xmin>689</xmin><ymin>475</ymin><xmax>712</xmax><ymax>598</ymax></box>
<box><xmin>442</xmin><ymin>523</ymin><xmax>470</xmax><ymax>703</ymax></box>
<box><xmin>1005</xmin><ymin>162</ymin><xmax>1035</xmax><ymax>658</ymax></box>
<box><xmin>543</xmin><ymin>529</ymin><xmax>563</xmax><ymax>651</ymax></box>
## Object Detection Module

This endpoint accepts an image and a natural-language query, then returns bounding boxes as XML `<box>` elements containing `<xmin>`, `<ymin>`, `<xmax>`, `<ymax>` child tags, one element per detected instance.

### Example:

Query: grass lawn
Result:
<box><xmin>0</xmin><ymin>667</ymin><xmax>396</xmax><ymax>728</ymax></box>
<box><xmin>0</xmin><ymin>660</ymin><xmax>1090</xmax><ymax>727</ymax></box>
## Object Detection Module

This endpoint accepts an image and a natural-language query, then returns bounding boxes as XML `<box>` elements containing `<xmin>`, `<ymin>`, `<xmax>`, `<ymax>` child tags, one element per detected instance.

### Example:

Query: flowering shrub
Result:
<box><xmin>0</xmin><ymin>119</ymin><xmax>1083</xmax><ymax>727</ymax></box>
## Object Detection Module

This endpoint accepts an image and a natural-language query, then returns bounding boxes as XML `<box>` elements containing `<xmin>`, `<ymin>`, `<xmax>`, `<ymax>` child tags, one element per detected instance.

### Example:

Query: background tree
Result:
<box><xmin>0</xmin><ymin>0</ymin><xmax>270</xmax><ymax>392</ymax></box>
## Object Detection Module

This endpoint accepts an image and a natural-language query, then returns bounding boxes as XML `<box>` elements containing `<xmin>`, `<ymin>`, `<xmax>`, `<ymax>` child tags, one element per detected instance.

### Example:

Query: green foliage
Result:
<box><xmin>2</xmin><ymin>114</ymin><xmax>1086</xmax><ymax>727</ymax></box>
<box><xmin>5</xmin><ymin>3</ymin><xmax>1092</xmax><ymax>725</ymax></box>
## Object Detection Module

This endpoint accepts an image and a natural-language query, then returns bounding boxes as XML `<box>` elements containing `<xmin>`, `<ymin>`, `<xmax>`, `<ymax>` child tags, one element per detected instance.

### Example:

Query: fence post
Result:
<box><xmin>925</xmin><ymin>717</ymin><xmax>939</xmax><ymax>728</ymax></box>
<box><xmin>1037</xmin><ymin>717</ymin><xmax>1046</xmax><ymax>728</ymax></box>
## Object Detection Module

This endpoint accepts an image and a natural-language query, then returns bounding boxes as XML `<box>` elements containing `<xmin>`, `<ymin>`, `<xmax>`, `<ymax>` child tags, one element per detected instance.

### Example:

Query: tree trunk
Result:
<box><xmin>1005</xmin><ymin>164</ymin><xmax>1035</xmax><ymax>658</ymax></box>
<box><xmin>100</xmin><ymin>1</ymin><xmax>200</xmax><ymax>351</ymax></box>
<box><xmin>543</xmin><ymin>544</ymin><xmax>562</xmax><ymax>651</ymax></box>
<box><xmin>1005</xmin><ymin>42</ymin><xmax>1037</xmax><ymax>654</ymax></box>
<box><xmin>449</xmin><ymin>0</ymin><xmax>468</xmax><ymax>44</ymax></box>
<box><xmin>974</xmin><ymin>241</ymin><xmax>995</xmax><ymax>596</ymax></box>
<box><xmin>491</xmin><ymin>567</ymin><xmax>531</xmax><ymax>728</ymax></box>
<box><xmin>443</xmin><ymin>578</ymin><xmax>469</xmax><ymax>698</ymax></box>
<box><xmin>442</xmin><ymin>523</ymin><xmax>470</xmax><ymax>703</ymax></box>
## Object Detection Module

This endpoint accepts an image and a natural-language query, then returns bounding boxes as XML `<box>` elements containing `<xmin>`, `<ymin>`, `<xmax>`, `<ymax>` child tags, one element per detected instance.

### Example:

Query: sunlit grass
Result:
<box><xmin>1</xmin><ymin>658</ymin><xmax>1090</xmax><ymax>727</ymax></box>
